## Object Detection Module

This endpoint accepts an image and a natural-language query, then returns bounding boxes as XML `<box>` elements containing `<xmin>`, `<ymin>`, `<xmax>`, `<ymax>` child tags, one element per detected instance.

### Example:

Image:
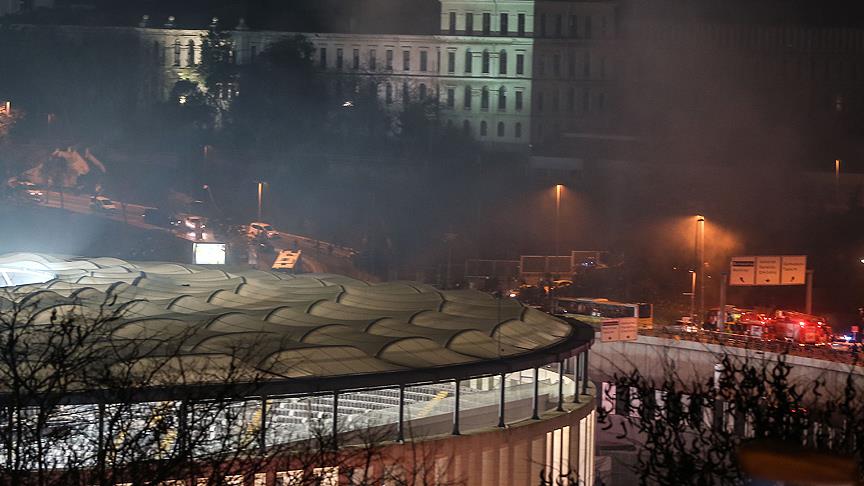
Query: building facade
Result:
<box><xmin>131</xmin><ymin>0</ymin><xmax>618</xmax><ymax>150</ymax></box>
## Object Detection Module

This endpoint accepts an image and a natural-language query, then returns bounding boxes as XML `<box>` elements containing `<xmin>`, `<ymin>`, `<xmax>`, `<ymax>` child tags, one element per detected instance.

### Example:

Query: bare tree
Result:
<box><xmin>591</xmin><ymin>351</ymin><xmax>864</xmax><ymax>485</ymax></box>
<box><xmin>0</xmin><ymin>291</ymin><xmax>463</xmax><ymax>486</ymax></box>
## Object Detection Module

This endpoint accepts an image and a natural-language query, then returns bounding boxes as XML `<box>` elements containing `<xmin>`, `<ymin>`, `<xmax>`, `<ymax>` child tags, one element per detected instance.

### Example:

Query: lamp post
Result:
<box><xmin>554</xmin><ymin>184</ymin><xmax>563</xmax><ymax>257</ymax></box>
<box><xmin>256</xmin><ymin>181</ymin><xmax>265</xmax><ymax>221</ymax></box>
<box><xmin>689</xmin><ymin>270</ymin><xmax>696</xmax><ymax>327</ymax></box>
<box><xmin>696</xmin><ymin>215</ymin><xmax>705</xmax><ymax>328</ymax></box>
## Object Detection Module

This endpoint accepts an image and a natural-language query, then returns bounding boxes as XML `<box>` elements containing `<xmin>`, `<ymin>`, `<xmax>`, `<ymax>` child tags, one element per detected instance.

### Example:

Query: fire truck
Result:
<box><xmin>772</xmin><ymin>310</ymin><xmax>832</xmax><ymax>345</ymax></box>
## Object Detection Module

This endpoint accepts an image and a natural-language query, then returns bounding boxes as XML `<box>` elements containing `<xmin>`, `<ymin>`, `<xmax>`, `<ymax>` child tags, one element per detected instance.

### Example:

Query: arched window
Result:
<box><xmin>463</xmin><ymin>85</ymin><xmax>472</xmax><ymax>109</ymax></box>
<box><xmin>480</xmin><ymin>120</ymin><xmax>488</xmax><ymax>136</ymax></box>
<box><xmin>385</xmin><ymin>83</ymin><xmax>393</xmax><ymax>104</ymax></box>
<box><xmin>497</xmin><ymin>122</ymin><xmax>505</xmax><ymax>137</ymax></box>
<box><xmin>499</xmin><ymin>50</ymin><xmax>508</xmax><ymax>75</ymax></box>
<box><xmin>498</xmin><ymin>87</ymin><xmax>506</xmax><ymax>111</ymax></box>
<box><xmin>419</xmin><ymin>83</ymin><xmax>427</xmax><ymax>100</ymax></box>
<box><xmin>464</xmin><ymin>49</ymin><xmax>473</xmax><ymax>74</ymax></box>
<box><xmin>515</xmin><ymin>122</ymin><xmax>522</xmax><ymax>138</ymax></box>
<box><xmin>481</xmin><ymin>86</ymin><xmax>489</xmax><ymax>110</ymax></box>
<box><xmin>187</xmin><ymin>40</ymin><xmax>196</xmax><ymax>66</ymax></box>
<box><xmin>482</xmin><ymin>50</ymin><xmax>490</xmax><ymax>73</ymax></box>
<box><xmin>463</xmin><ymin>120</ymin><xmax>471</xmax><ymax>135</ymax></box>
<box><xmin>173</xmin><ymin>40</ymin><xmax>181</xmax><ymax>66</ymax></box>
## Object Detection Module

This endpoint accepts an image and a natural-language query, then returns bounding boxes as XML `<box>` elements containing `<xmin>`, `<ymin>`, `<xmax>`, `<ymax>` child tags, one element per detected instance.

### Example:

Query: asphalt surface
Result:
<box><xmin>35</xmin><ymin>190</ymin><xmax>375</xmax><ymax>279</ymax></box>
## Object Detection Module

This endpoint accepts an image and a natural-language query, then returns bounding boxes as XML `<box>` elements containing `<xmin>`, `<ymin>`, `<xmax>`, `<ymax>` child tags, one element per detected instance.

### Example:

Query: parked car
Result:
<box><xmin>247</xmin><ymin>221</ymin><xmax>278</xmax><ymax>239</ymax></box>
<box><xmin>90</xmin><ymin>195</ymin><xmax>117</xmax><ymax>212</ymax></box>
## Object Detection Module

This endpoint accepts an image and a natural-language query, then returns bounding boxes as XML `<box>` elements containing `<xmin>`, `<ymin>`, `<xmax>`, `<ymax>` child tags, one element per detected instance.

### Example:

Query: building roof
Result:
<box><xmin>0</xmin><ymin>253</ymin><xmax>592</xmax><ymax>402</ymax></box>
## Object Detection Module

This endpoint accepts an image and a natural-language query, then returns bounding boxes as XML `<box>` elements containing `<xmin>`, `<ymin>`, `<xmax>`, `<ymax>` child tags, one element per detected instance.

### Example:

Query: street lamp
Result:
<box><xmin>695</xmin><ymin>215</ymin><xmax>705</xmax><ymax>328</ymax></box>
<box><xmin>554</xmin><ymin>184</ymin><xmax>563</xmax><ymax>256</ymax></box>
<box><xmin>689</xmin><ymin>270</ymin><xmax>696</xmax><ymax>327</ymax></box>
<box><xmin>256</xmin><ymin>181</ymin><xmax>267</xmax><ymax>221</ymax></box>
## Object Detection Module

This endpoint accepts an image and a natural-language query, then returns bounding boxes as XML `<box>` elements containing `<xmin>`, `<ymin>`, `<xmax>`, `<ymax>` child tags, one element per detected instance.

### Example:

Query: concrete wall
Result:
<box><xmin>590</xmin><ymin>334</ymin><xmax>864</xmax><ymax>397</ymax></box>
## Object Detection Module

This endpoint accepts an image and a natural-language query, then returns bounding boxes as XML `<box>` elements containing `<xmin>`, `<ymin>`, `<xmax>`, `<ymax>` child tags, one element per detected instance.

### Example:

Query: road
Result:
<box><xmin>35</xmin><ymin>191</ymin><xmax>373</xmax><ymax>279</ymax></box>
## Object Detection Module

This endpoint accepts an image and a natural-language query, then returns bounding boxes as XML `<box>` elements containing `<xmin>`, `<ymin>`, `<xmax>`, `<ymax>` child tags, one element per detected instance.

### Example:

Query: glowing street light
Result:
<box><xmin>554</xmin><ymin>184</ymin><xmax>564</xmax><ymax>256</ymax></box>
<box><xmin>256</xmin><ymin>181</ymin><xmax>267</xmax><ymax>221</ymax></box>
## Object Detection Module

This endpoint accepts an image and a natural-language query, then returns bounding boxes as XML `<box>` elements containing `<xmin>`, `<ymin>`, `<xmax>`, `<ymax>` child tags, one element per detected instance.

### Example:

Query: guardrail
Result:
<box><xmin>640</xmin><ymin>328</ymin><xmax>863</xmax><ymax>366</ymax></box>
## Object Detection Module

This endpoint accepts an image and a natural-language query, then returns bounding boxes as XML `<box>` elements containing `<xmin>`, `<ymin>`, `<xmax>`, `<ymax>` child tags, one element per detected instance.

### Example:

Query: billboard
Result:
<box><xmin>730</xmin><ymin>257</ymin><xmax>757</xmax><ymax>286</ymax></box>
<box><xmin>730</xmin><ymin>255</ymin><xmax>806</xmax><ymax>286</ymax></box>
<box><xmin>193</xmin><ymin>242</ymin><xmax>227</xmax><ymax>265</ymax></box>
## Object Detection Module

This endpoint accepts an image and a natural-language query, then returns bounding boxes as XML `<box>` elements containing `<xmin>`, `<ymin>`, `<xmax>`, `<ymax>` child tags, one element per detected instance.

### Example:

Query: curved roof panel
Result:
<box><xmin>0</xmin><ymin>253</ymin><xmax>592</xmax><ymax>400</ymax></box>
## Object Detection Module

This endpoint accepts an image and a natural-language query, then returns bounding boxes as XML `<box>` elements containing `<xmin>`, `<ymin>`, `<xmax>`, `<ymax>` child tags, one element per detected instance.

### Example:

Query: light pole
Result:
<box><xmin>256</xmin><ymin>181</ymin><xmax>266</xmax><ymax>221</ymax></box>
<box><xmin>835</xmin><ymin>159</ymin><xmax>842</xmax><ymax>202</ymax></box>
<box><xmin>689</xmin><ymin>270</ymin><xmax>696</xmax><ymax>327</ymax></box>
<box><xmin>696</xmin><ymin>215</ymin><xmax>705</xmax><ymax>328</ymax></box>
<box><xmin>554</xmin><ymin>184</ymin><xmax>563</xmax><ymax>256</ymax></box>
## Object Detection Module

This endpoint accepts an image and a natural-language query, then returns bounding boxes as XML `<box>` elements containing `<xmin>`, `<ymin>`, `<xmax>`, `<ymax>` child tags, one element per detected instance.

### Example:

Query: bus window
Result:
<box><xmin>638</xmin><ymin>304</ymin><xmax>653</xmax><ymax>319</ymax></box>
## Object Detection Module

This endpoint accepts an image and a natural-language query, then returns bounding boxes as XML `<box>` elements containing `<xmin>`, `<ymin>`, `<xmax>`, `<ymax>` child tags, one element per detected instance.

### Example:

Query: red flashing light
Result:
<box><xmin>799</xmin><ymin>321</ymin><xmax>806</xmax><ymax>327</ymax></box>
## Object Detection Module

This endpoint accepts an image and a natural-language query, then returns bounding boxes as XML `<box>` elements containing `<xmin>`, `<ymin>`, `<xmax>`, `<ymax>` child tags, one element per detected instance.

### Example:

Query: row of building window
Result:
<box><xmin>453</xmin><ymin>119</ymin><xmax>524</xmax><ymax>139</ymax></box>
<box><xmin>445</xmin><ymin>11</ymin><xmax>610</xmax><ymax>39</ymax></box>
<box><xmin>446</xmin><ymin>49</ymin><xmax>526</xmax><ymax>76</ymax></box>
<box><xmin>537</xmin><ymin>13</ymin><xmax>608</xmax><ymax>39</ymax></box>
<box><xmin>320</xmin><ymin>47</ymin><xmax>430</xmax><ymax>72</ymax></box>
<box><xmin>383</xmin><ymin>82</ymin><xmax>430</xmax><ymax>104</ymax></box>
<box><xmin>536</xmin><ymin>53</ymin><xmax>606</xmax><ymax>79</ymax></box>
<box><xmin>448</xmin><ymin>12</ymin><xmax>528</xmax><ymax>37</ymax></box>
<box><xmin>444</xmin><ymin>86</ymin><xmax>524</xmax><ymax>112</ymax></box>
<box><xmin>535</xmin><ymin>89</ymin><xmax>606</xmax><ymax>113</ymax></box>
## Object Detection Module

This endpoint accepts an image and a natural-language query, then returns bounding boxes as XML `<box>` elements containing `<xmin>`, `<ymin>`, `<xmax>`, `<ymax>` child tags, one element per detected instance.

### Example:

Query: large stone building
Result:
<box><xmin>132</xmin><ymin>0</ymin><xmax>618</xmax><ymax>150</ymax></box>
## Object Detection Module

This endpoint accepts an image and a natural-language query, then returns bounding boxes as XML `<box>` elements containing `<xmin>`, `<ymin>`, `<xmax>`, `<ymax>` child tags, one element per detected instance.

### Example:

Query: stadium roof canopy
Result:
<box><xmin>0</xmin><ymin>253</ymin><xmax>592</xmax><ymax>402</ymax></box>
